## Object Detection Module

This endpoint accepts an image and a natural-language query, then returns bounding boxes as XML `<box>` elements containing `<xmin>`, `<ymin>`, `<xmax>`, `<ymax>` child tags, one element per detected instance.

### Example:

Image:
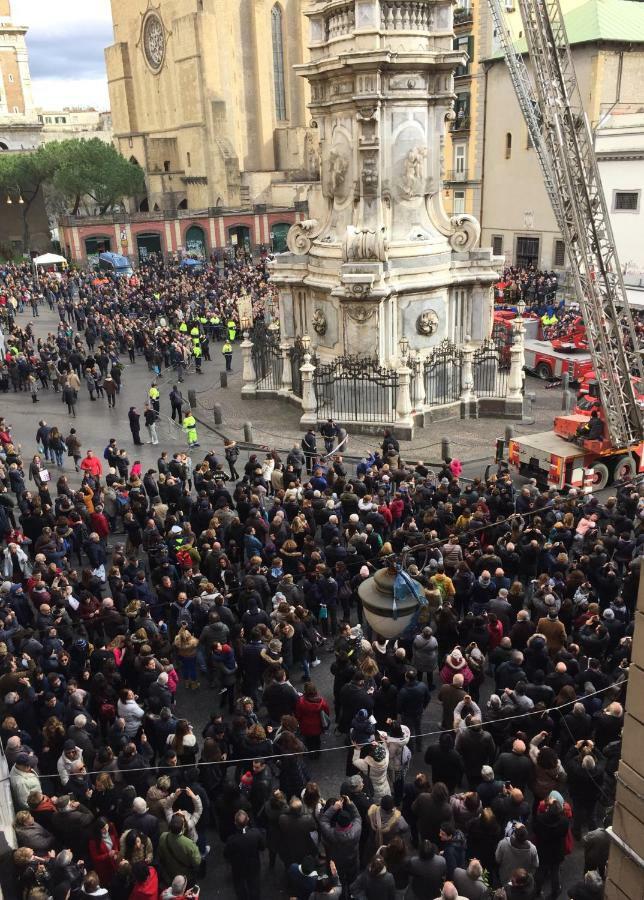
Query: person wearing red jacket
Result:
<box><xmin>88</xmin><ymin>817</ymin><xmax>120</xmax><ymax>887</ymax></box>
<box><xmin>90</xmin><ymin>507</ymin><xmax>110</xmax><ymax>541</ymax></box>
<box><xmin>129</xmin><ymin>861</ymin><xmax>159</xmax><ymax>900</ymax></box>
<box><xmin>295</xmin><ymin>681</ymin><xmax>330</xmax><ymax>758</ymax></box>
<box><xmin>79</xmin><ymin>450</ymin><xmax>103</xmax><ymax>482</ymax></box>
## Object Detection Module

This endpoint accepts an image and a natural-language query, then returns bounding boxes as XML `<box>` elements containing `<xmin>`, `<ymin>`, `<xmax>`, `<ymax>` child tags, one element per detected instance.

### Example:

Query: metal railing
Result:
<box><xmin>444</xmin><ymin>169</ymin><xmax>470</xmax><ymax>182</ymax></box>
<box><xmin>451</xmin><ymin>115</ymin><xmax>471</xmax><ymax>132</ymax></box>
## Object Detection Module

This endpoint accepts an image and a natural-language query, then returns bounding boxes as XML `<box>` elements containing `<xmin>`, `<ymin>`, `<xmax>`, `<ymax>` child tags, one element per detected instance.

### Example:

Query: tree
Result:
<box><xmin>0</xmin><ymin>144</ymin><xmax>61</xmax><ymax>250</ymax></box>
<box><xmin>52</xmin><ymin>138</ymin><xmax>146</xmax><ymax>215</ymax></box>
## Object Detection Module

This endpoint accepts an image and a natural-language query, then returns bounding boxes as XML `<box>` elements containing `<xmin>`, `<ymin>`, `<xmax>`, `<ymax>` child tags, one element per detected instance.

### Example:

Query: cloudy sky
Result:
<box><xmin>11</xmin><ymin>0</ymin><xmax>112</xmax><ymax>110</ymax></box>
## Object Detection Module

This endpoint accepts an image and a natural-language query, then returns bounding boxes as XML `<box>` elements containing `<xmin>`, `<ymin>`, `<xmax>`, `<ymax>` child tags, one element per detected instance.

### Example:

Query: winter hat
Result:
<box><xmin>603</xmin><ymin>608</ymin><xmax>615</xmax><ymax>620</ymax></box>
<box><xmin>370</xmin><ymin>744</ymin><xmax>387</xmax><ymax>763</ymax></box>
<box><xmin>448</xmin><ymin>649</ymin><xmax>466</xmax><ymax>669</ymax></box>
<box><xmin>548</xmin><ymin>790</ymin><xmax>564</xmax><ymax>806</ymax></box>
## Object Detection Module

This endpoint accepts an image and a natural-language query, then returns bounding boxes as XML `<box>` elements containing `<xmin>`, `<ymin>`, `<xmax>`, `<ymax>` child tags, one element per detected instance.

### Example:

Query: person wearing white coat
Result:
<box><xmin>352</xmin><ymin>741</ymin><xmax>390</xmax><ymax>803</ymax></box>
<box><xmin>2</xmin><ymin>543</ymin><xmax>32</xmax><ymax>579</ymax></box>
<box><xmin>117</xmin><ymin>690</ymin><xmax>145</xmax><ymax>738</ymax></box>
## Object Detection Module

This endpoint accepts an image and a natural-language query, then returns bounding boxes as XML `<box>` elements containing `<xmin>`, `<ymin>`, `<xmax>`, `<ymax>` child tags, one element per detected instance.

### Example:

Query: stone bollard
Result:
<box><xmin>220</xmin><ymin>371</ymin><xmax>228</xmax><ymax>389</ymax></box>
<box><xmin>441</xmin><ymin>437</ymin><xmax>451</xmax><ymax>460</ymax></box>
<box><xmin>243</xmin><ymin>421</ymin><xmax>254</xmax><ymax>443</ymax></box>
<box><xmin>213</xmin><ymin>403</ymin><xmax>223</xmax><ymax>425</ymax></box>
<box><xmin>562</xmin><ymin>389</ymin><xmax>575</xmax><ymax>413</ymax></box>
<box><xmin>188</xmin><ymin>389</ymin><xmax>197</xmax><ymax>409</ymax></box>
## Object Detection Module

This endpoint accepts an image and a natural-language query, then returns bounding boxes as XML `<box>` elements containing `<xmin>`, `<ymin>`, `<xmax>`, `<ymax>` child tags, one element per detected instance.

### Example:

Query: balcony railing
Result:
<box><xmin>454</xmin><ymin>5</ymin><xmax>474</xmax><ymax>24</ymax></box>
<box><xmin>444</xmin><ymin>169</ymin><xmax>470</xmax><ymax>182</ymax></box>
<box><xmin>450</xmin><ymin>115</ymin><xmax>471</xmax><ymax>133</ymax></box>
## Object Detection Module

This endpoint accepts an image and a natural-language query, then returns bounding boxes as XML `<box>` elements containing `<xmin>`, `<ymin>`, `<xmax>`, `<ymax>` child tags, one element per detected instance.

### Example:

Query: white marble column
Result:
<box><xmin>279</xmin><ymin>343</ymin><xmax>293</xmax><ymax>395</ymax></box>
<box><xmin>240</xmin><ymin>332</ymin><xmax>257</xmax><ymax>396</ymax></box>
<box><xmin>396</xmin><ymin>362</ymin><xmax>413</xmax><ymax>421</ymax></box>
<box><xmin>299</xmin><ymin>352</ymin><xmax>317</xmax><ymax>427</ymax></box>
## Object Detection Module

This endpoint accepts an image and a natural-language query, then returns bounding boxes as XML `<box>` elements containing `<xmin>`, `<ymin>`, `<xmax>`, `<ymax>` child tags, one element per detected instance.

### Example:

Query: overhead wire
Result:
<box><xmin>1</xmin><ymin>680</ymin><xmax>627</xmax><ymax>783</ymax></box>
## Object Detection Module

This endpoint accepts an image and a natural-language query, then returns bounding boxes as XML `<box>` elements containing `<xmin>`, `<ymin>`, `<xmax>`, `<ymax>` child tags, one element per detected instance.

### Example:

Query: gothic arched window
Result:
<box><xmin>271</xmin><ymin>4</ymin><xmax>287</xmax><ymax>121</ymax></box>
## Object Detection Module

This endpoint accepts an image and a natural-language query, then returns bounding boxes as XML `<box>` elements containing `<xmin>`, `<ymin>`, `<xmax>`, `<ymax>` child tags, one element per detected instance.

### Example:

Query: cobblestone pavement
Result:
<box><xmin>4</xmin><ymin>304</ymin><xmax>586</xmax><ymax>898</ymax></box>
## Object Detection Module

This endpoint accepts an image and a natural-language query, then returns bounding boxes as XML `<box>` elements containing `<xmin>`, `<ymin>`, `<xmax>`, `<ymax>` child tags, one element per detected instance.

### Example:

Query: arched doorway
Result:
<box><xmin>270</xmin><ymin>222</ymin><xmax>291</xmax><ymax>253</ymax></box>
<box><xmin>85</xmin><ymin>235</ymin><xmax>112</xmax><ymax>256</ymax></box>
<box><xmin>228</xmin><ymin>225</ymin><xmax>251</xmax><ymax>253</ymax></box>
<box><xmin>136</xmin><ymin>232</ymin><xmax>163</xmax><ymax>261</ymax></box>
<box><xmin>185</xmin><ymin>224</ymin><xmax>206</xmax><ymax>258</ymax></box>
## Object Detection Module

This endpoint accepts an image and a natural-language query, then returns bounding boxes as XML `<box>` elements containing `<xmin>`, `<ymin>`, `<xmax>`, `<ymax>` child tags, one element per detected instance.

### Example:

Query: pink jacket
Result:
<box><xmin>166</xmin><ymin>667</ymin><xmax>179</xmax><ymax>694</ymax></box>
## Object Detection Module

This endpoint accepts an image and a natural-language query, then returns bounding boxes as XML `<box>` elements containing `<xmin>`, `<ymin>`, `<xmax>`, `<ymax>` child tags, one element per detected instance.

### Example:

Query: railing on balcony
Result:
<box><xmin>451</xmin><ymin>115</ymin><xmax>471</xmax><ymax>132</ymax></box>
<box><xmin>444</xmin><ymin>169</ymin><xmax>470</xmax><ymax>182</ymax></box>
<box><xmin>326</xmin><ymin>2</ymin><xmax>355</xmax><ymax>39</ymax></box>
<box><xmin>454</xmin><ymin>5</ymin><xmax>474</xmax><ymax>24</ymax></box>
<box><xmin>380</xmin><ymin>1</ymin><xmax>432</xmax><ymax>30</ymax></box>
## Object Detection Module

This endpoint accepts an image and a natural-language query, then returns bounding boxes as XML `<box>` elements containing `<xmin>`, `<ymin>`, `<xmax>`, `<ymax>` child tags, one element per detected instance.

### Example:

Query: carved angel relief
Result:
<box><xmin>398</xmin><ymin>146</ymin><xmax>428</xmax><ymax>200</ymax></box>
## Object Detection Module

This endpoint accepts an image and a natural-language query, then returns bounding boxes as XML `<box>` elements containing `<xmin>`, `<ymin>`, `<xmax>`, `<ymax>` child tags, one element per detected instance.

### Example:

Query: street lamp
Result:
<box><xmin>301</xmin><ymin>333</ymin><xmax>311</xmax><ymax>352</ymax></box>
<box><xmin>240</xmin><ymin>315</ymin><xmax>251</xmax><ymax>333</ymax></box>
<box><xmin>516</xmin><ymin>297</ymin><xmax>526</xmax><ymax>317</ymax></box>
<box><xmin>399</xmin><ymin>334</ymin><xmax>409</xmax><ymax>361</ymax></box>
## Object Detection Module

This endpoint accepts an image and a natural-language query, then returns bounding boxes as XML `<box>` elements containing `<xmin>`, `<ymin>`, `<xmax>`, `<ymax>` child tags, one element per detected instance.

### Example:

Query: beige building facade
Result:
<box><xmin>479</xmin><ymin>0</ymin><xmax>644</xmax><ymax>270</ymax></box>
<box><xmin>105</xmin><ymin>0</ymin><xmax>318</xmax><ymax>213</ymax></box>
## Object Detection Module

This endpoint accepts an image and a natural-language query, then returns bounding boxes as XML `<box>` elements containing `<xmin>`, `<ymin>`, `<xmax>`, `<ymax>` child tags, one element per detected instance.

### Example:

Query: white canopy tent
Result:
<box><xmin>33</xmin><ymin>253</ymin><xmax>67</xmax><ymax>267</ymax></box>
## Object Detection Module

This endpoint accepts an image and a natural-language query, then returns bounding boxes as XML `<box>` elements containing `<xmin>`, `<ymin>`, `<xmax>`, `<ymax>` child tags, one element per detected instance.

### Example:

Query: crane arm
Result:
<box><xmin>493</xmin><ymin>0</ymin><xmax>643</xmax><ymax>445</ymax></box>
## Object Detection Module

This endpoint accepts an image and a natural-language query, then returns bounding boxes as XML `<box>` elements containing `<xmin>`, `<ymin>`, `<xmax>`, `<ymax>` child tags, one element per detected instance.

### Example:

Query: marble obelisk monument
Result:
<box><xmin>271</xmin><ymin>0</ymin><xmax>498</xmax><ymax>365</ymax></box>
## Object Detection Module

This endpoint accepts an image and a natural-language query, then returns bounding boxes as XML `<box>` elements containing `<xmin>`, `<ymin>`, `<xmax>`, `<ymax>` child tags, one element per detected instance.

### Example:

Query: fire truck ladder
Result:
<box><xmin>488</xmin><ymin>0</ymin><xmax>644</xmax><ymax>447</ymax></box>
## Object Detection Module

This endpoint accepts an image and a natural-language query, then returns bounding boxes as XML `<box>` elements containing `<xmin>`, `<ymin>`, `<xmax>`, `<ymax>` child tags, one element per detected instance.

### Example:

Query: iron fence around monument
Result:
<box><xmin>473</xmin><ymin>337</ymin><xmax>508</xmax><ymax>397</ymax></box>
<box><xmin>289</xmin><ymin>337</ymin><xmax>317</xmax><ymax>399</ymax></box>
<box><xmin>314</xmin><ymin>356</ymin><xmax>399</xmax><ymax>423</ymax></box>
<box><xmin>251</xmin><ymin>320</ymin><xmax>282</xmax><ymax>392</ymax></box>
<box><xmin>423</xmin><ymin>340</ymin><xmax>463</xmax><ymax>405</ymax></box>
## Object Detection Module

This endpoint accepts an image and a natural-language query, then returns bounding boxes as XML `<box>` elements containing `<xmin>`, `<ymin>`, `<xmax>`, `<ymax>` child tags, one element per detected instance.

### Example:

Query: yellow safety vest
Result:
<box><xmin>193</xmin><ymin>345</ymin><xmax>202</xmax><ymax>358</ymax></box>
<box><xmin>179</xmin><ymin>323</ymin><xmax>188</xmax><ymax>333</ymax></box>
<box><xmin>222</xmin><ymin>343</ymin><xmax>232</xmax><ymax>354</ymax></box>
<box><xmin>149</xmin><ymin>387</ymin><xmax>160</xmax><ymax>400</ymax></box>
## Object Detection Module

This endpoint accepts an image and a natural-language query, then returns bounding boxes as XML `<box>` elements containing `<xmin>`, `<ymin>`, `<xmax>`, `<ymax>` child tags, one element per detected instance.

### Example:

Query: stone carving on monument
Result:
<box><xmin>312</xmin><ymin>308</ymin><xmax>328</xmax><ymax>336</ymax></box>
<box><xmin>342</xmin><ymin>225</ymin><xmax>388</xmax><ymax>263</ymax></box>
<box><xmin>416</xmin><ymin>310</ymin><xmax>439</xmax><ymax>336</ymax></box>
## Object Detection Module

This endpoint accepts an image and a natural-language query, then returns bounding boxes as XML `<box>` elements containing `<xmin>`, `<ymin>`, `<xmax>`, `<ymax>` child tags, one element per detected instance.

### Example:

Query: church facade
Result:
<box><xmin>105</xmin><ymin>0</ymin><xmax>319</xmax><ymax>213</ymax></box>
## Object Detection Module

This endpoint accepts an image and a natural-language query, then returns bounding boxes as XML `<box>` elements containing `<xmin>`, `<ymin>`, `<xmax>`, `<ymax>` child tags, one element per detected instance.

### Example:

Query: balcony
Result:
<box><xmin>450</xmin><ymin>115</ymin><xmax>471</xmax><ymax>133</ymax></box>
<box><xmin>454</xmin><ymin>5</ymin><xmax>474</xmax><ymax>25</ymax></box>
<box><xmin>444</xmin><ymin>169</ymin><xmax>470</xmax><ymax>182</ymax></box>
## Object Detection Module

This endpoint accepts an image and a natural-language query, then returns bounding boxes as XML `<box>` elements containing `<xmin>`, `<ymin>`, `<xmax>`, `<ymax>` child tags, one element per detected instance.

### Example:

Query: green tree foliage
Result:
<box><xmin>52</xmin><ymin>138</ymin><xmax>145</xmax><ymax>215</ymax></box>
<box><xmin>0</xmin><ymin>140</ymin><xmax>146</xmax><ymax>248</ymax></box>
<box><xmin>0</xmin><ymin>143</ymin><xmax>61</xmax><ymax>248</ymax></box>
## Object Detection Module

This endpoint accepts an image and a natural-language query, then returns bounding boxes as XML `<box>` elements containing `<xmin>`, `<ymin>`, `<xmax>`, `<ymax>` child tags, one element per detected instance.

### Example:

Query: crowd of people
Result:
<box><xmin>0</xmin><ymin>257</ymin><xmax>641</xmax><ymax>900</ymax></box>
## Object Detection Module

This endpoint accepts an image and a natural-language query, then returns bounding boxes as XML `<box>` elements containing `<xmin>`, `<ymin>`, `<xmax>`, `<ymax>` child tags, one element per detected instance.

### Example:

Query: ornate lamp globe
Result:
<box><xmin>358</xmin><ymin>565</ymin><xmax>423</xmax><ymax>639</ymax></box>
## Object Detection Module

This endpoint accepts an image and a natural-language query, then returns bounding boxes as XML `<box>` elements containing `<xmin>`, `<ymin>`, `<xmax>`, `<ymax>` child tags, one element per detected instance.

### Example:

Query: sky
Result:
<box><xmin>11</xmin><ymin>0</ymin><xmax>112</xmax><ymax>110</ymax></box>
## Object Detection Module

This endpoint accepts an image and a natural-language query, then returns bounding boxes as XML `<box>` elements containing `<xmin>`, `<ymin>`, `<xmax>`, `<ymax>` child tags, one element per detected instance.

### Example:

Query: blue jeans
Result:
<box><xmin>181</xmin><ymin>657</ymin><xmax>197</xmax><ymax>681</ymax></box>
